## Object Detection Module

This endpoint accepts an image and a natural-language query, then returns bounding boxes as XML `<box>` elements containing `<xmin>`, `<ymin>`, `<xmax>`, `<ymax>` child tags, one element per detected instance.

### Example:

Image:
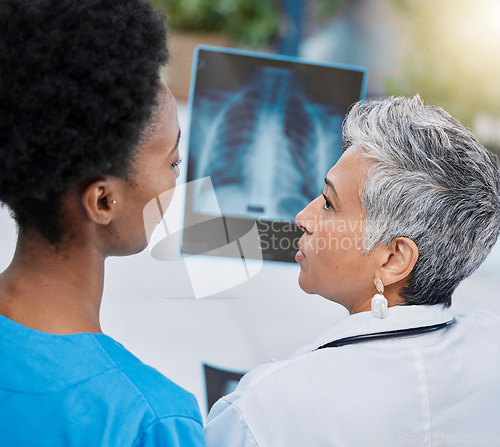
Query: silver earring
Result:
<box><xmin>111</xmin><ymin>200</ymin><xmax>116</xmax><ymax>204</ymax></box>
<box><xmin>371</xmin><ymin>278</ymin><xmax>388</xmax><ymax>319</ymax></box>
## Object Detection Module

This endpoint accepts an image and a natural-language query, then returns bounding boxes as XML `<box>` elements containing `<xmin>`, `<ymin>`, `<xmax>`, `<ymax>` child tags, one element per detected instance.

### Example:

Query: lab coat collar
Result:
<box><xmin>306</xmin><ymin>305</ymin><xmax>455</xmax><ymax>353</ymax></box>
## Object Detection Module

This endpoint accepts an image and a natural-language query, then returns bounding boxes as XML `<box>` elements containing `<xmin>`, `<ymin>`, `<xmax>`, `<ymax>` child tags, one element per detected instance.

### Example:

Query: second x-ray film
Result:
<box><xmin>183</xmin><ymin>46</ymin><xmax>367</xmax><ymax>263</ymax></box>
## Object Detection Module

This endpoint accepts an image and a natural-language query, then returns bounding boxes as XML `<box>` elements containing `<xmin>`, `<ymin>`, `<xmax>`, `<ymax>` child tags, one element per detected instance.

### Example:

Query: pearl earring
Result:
<box><xmin>371</xmin><ymin>278</ymin><xmax>388</xmax><ymax>319</ymax></box>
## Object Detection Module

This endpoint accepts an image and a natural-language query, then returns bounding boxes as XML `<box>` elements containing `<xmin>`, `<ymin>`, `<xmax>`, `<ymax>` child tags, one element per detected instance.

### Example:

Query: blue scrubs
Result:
<box><xmin>0</xmin><ymin>314</ymin><xmax>206</xmax><ymax>446</ymax></box>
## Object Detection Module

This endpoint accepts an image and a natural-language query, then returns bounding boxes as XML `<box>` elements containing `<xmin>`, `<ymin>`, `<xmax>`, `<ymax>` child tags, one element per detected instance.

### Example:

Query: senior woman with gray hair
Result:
<box><xmin>205</xmin><ymin>96</ymin><xmax>500</xmax><ymax>446</ymax></box>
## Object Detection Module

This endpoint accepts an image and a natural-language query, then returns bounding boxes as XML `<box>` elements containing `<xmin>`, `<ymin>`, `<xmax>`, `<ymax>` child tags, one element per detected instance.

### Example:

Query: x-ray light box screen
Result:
<box><xmin>183</xmin><ymin>46</ymin><xmax>367</xmax><ymax>263</ymax></box>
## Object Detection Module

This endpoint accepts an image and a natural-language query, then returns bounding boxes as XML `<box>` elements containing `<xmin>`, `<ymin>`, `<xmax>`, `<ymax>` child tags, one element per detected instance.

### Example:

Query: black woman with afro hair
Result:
<box><xmin>0</xmin><ymin>0</ymin><xmax>206</xmax><ymax>445</ymax></box>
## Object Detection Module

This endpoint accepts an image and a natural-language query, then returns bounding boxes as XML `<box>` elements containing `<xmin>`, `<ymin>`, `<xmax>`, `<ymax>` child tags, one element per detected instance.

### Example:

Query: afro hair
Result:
<box><xmin>0</xmin><ymin>0</ymin><xmax>168</xmax><ymax>242</ymax></box>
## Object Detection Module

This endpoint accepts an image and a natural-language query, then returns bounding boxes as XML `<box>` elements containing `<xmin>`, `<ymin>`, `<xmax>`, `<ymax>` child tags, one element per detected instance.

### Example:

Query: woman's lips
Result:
<box><xmin>295</xmin><ymin>248</ymin><xmax>305</xmax><ymax>262</ymax></box>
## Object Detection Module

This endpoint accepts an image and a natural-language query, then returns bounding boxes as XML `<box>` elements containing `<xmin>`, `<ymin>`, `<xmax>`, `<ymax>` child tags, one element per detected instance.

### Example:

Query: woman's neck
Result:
<box><xmin>0</xmin><ymin>231</ymin><xmax>105</xmax><ymax>334</ymax></box>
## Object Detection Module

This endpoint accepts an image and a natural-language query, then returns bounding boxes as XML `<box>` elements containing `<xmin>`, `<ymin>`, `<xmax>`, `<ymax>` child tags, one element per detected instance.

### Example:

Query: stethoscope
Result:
<box><xmin>315</xmin><ymin>318</ymin><xmax>456</xmax><ymax>350</ymax></box>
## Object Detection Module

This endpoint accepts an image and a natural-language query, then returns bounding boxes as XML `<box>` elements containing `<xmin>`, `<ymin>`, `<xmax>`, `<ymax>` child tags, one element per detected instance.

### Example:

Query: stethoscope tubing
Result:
<box><xmin>315</xmin><ymin>318</ymin><xmax>456</xmax><ymax>350</ymax></box>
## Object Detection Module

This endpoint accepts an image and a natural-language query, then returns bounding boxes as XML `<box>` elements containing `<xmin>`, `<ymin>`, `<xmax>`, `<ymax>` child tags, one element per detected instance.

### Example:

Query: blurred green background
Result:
<box><xmin>151</xmin><ymin>0</ymin><xmax>280</xmax><ymax>48</ymax></box>
<box><xmin>152</xmin><ymin>0</ymin><xmax>500</xmax><ymax>155</ymax></box>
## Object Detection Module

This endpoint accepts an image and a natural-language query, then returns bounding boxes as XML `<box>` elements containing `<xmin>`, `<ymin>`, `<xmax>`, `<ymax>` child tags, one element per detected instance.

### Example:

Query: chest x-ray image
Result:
<box><xmin>191</xmin><ymin>67</ymin><xmax>344</xmax><ymax>221</ymax></box>
<box><xmin>183</xmin><ymin>47</ymin><xmax>366</xmax><ymax>263</ymax></box>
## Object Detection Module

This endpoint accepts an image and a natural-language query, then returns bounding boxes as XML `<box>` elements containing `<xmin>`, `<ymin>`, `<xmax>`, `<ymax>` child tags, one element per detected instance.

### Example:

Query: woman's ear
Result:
<box><xmin>81</xmin><ymin>180</ymin><xmax>117</xmax><ymax>226</ymax></box>
<box><xmin>379</xmin><ymin>237</ymin><xmax>419</xmax><ymax>287</ymax></box>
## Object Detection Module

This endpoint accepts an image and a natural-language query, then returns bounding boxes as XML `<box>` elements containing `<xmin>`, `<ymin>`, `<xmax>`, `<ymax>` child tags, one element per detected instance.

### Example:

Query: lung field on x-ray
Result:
<box><xmin>189</xmin><ymin>67</ymin><xmax>343</xmax><ymax>222</ymax></box>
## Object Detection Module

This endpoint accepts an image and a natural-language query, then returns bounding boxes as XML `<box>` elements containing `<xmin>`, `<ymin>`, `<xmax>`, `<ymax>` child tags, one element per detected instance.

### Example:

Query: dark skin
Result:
<box><xmin>0</xmin><ymin>85</ymin><xmax>181</xmax><ymax>334</ymax></box>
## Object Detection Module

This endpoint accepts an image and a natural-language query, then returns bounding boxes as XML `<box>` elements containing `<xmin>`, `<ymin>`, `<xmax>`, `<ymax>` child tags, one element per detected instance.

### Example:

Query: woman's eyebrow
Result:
<box><xmin>170</xmin><ymin>129</ymin><xmax>181</xmax><ymax>153</ymax></box>
<box><xmin>324</xmin><ymin>177</ymin><xmax>340</xmax><ymax>201</ymax></box>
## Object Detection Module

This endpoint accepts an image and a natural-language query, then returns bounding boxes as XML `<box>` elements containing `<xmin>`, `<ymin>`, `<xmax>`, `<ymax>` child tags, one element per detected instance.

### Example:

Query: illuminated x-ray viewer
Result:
<box><xmin>183</xmin><ymin>46</ymin><xmax>367</xmax><ymax>263</ymax></box>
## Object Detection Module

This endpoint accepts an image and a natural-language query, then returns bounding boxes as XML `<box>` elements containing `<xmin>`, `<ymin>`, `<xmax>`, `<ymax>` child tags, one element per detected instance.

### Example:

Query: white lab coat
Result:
<box><xmin>206</xmin><ymin>305</ymin><xmax>500</xmax><ymax>446</ymax></box>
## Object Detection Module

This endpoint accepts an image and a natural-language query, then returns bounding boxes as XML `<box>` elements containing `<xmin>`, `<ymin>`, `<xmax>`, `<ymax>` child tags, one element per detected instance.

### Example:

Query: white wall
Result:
<box><xmin>1</xmin><ymin>101</ymin><xmax>499</xmax><ymax>416</ymax></box>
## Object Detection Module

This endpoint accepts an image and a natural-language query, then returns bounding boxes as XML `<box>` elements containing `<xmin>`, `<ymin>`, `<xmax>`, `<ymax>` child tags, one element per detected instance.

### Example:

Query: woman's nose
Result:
<box><xmin>296</xmin><ymin>200</ymin><xmax>316</xmax><ymax>234</ymax></box>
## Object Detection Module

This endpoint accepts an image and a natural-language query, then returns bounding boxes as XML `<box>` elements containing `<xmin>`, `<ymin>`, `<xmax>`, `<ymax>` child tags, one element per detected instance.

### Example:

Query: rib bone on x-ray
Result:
<box><xmin>190</xmin><ymin>66</ymin><xmax>344</xmax><ymax>222</ymax></box>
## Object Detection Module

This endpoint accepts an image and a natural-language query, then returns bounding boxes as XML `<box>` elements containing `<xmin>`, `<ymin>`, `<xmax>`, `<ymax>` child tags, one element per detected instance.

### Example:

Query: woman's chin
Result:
<box><xmin>297</xmin><ymin>273</ymin><xmax>314</xmax><ymax>295</ymax></box>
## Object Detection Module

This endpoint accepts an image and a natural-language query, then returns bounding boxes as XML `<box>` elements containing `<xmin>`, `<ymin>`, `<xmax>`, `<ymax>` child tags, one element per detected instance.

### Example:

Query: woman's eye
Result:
<box><xmin>171</xmin><ymin>158</ymin><xmax>182</xmax><ymax>169</ymax></box>
<box><xmin>322</xmin><ymin>193</ymin><xmax>334</xmax><ymax>210</ymax></box>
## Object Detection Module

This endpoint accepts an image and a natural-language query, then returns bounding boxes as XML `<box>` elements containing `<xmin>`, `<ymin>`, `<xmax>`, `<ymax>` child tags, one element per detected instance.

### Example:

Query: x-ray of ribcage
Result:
<box><xmin>189</xmin><ymin>67</ymin><xmax>344</xmax><ymax>222</ymax></box>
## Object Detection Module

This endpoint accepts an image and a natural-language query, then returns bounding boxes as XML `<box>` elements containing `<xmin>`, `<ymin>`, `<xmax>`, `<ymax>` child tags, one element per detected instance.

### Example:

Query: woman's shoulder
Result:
<box><xmin>453</xmin><ymin>307</ymin><xmax>500</xmax><ymax>341</ymax></box>
<box><xmin>93</xmin><ymin>334</ymin><xmax>202</xmax><ymax>422</ymax></box>
<box><xmin>454</xmin><ymin>307</ymin><xmax>500</xmax><ymax>329</ymax></box>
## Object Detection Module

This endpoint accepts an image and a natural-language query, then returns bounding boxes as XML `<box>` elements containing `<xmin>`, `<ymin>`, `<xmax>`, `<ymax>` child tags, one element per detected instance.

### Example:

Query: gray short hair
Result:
<box><xmin>343</xmin><ymin>95</ymin><xmax>500</xmax><ymax>306</ymax></box>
